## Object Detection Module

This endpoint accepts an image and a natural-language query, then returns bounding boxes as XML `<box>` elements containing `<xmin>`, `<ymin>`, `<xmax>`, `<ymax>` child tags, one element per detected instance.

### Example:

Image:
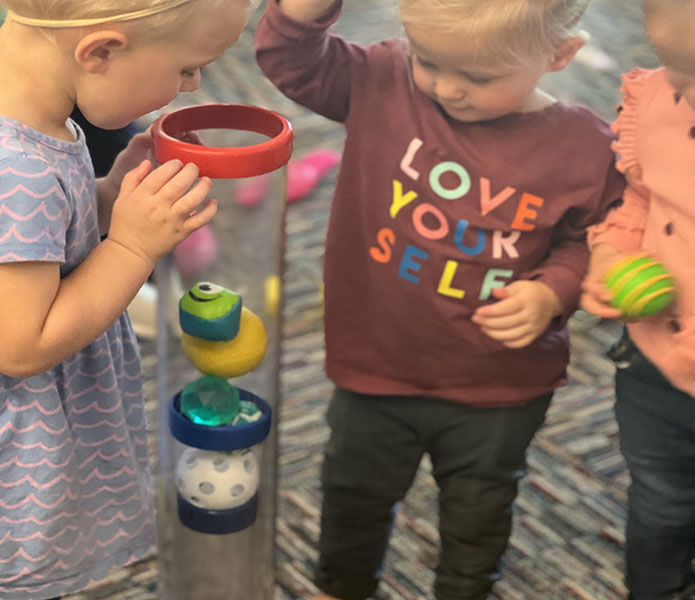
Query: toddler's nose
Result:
<box><xmin>435</xmin><ymin>75</ymin><xmax>465</xmax><ymax>101</ymax></box>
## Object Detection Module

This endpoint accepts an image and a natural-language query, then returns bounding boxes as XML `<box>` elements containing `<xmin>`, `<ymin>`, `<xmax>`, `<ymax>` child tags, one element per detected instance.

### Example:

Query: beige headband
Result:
<box><xmin>7</xmin><ymin>0</ymin><xmax>195</xmax><ymax>28</ymax></box>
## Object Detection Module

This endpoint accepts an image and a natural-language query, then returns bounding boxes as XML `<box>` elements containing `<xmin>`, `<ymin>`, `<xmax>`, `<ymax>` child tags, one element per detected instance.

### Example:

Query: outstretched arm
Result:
<box><xmin>256</xmin><ymin>0</ymin><xmax>358</xmax><ymax>122</ymax></box>
<box><xmin>0</xmin><ymin>160</ymin><xmax>217</xmax><ymax>377</ymax></box>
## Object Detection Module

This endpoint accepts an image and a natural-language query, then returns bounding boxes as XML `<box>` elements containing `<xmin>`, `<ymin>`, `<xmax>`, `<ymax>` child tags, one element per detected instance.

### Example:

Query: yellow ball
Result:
<box><xmin>265</xmin><ymin>274</ymin><xmax>281</xmax><ymax>316</ymax></box>
<box><xmin>181</xmin><ymin>306</ymin><xmax>267</xmax><ymax>377</ymax></box>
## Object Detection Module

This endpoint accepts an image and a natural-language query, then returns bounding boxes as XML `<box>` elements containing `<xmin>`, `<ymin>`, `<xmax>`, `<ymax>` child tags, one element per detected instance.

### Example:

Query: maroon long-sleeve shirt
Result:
<box><xmin>256</xmin><ymin>0</ymin><xmax>625</xmax><ymax>405</ymax></box>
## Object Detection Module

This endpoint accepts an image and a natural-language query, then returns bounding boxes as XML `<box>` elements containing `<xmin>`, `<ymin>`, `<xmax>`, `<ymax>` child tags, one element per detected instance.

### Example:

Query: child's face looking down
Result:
<box><xmin>405</xmin><ymin>24</ymin><xmax>554</xmax><ymax>122</ymax></box>
<box><xmin>76</xmin><ymin>0</ymin><xmax>249</xmax><ymax>129</ymax></box>
<box><xmin>646</xmin><ymin>1</ymin><xmax>695</xmax><ymax>109</ymax></box>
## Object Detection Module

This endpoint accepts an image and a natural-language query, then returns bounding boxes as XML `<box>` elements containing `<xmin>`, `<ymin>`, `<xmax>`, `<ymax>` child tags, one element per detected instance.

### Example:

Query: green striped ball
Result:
<box><xmin>604</xmin><ymin>254</ymin><xmax>675</xmax><ymax>318</ymax></box>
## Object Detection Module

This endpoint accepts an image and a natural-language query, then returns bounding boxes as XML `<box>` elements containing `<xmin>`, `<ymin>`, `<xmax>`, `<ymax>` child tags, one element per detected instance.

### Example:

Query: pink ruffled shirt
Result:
<box><xmin>588</xmin><ymin>68</ymin><xmax>695</xmax><ymax>396</ymax></box>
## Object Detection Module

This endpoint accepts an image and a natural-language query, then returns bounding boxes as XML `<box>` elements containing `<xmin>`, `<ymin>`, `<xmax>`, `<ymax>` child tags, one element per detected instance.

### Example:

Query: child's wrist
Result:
<box><xmin>102</xmin><ymin>236</ymin><xmax>157</xmax><ymax>273</ymax></box>
<box><xmin>543</xmin><ymin>284</ymin><xmax>563</xmax><ymax>317</ymax></box>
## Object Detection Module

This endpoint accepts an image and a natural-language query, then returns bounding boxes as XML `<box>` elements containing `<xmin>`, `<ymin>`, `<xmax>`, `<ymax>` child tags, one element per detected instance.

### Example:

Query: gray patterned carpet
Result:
<box><xmin>64</xmin><ymin>1</ymin><xmax>661</xmax><ymax>598</ymax></box>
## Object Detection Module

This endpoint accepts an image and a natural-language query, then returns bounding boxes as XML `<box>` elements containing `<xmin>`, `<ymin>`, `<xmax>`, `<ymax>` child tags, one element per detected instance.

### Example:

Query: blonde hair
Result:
<box><xmin>1</xmin><ymin>0</ymin><xmax>253</xmax><ymax>40</ymax></box>
<box><xmin>400</xmin><ymin>0</ymin><xmax>590</xmax><ymax>65</ymax></box>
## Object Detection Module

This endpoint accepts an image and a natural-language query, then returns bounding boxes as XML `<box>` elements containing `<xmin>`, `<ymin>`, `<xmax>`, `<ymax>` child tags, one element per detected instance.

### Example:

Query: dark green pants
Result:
<box><xmin>315</xmin><ymin>387</ymin><xmax>552</xmax><ymax>600</ymax></box>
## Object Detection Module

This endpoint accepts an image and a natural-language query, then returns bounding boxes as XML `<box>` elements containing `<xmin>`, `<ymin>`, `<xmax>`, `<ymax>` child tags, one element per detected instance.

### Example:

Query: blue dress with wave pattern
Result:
<box><xmin>0</xmin><ymin>117</ymin><xmax>156</xmax><ymax>600</ymax></box>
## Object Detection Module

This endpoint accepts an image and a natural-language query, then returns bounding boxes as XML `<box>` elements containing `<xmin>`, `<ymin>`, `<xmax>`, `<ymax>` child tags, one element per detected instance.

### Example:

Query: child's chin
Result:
<box><xmin>446</xmin><ymin>107</ymin><xmax>511</xmax><ymax>124</ymax></box>
<box><xmin>87</xmin><ymin>117</ymin><xmax>133</xmax><ymax>131</ymax></box>
<box><xmin>441</xmin><ymin>105</ymin><xmax>483</xmax><ymax>122</ymax></box>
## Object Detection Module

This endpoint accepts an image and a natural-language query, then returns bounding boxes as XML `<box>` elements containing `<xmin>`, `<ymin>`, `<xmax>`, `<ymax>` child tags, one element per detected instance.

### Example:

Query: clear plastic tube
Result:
<box><xmin>151</xmin><ymin>104</ymin><xmax>292</xmax><ymax>600</ymax></box>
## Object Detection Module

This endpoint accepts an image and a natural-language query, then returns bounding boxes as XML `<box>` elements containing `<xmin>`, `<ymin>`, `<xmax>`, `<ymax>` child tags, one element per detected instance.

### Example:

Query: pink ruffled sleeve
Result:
<box><xmin>588</xmin><ymin>69</ymin><xmax>653</xmax><ymax>251</ymax></box>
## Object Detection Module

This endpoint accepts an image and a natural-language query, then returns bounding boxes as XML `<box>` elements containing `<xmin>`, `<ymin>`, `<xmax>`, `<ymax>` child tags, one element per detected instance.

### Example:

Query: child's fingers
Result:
<box><xmin>156</xmin><ymin>163</ymin><xmax>207</xmax><ymax>203</ymax></box>
<box><xmin>171</xmin><ymin>177</ymin><xmax>213</xmax><ymax>214</ymax></box>
<box><xmin>473</xmin><ymin>296</ymin><xmax>521</xmax><ymax>318</ymax></box>
<box><xmin>119</xmin><ymin>160</ymin><xmax>153</xmax><ymax>196</ymax></box>
<box><xmin>138</xmin><ymin>159</ymin><xmax>185</xmax><ymax>194</ymax></box>
<box><xmin>580</xmin><ymin>293</ymin><xmax>622</xmax><ymax>318</ymax></box>
<box><xmin>133</xmin><ymin>135</ymin><xmax>154</xmax><ymax>159</ymax></box>
<box><xmin>480</xmin><ymin>323</ymin><xmax>530</xmax><ymax>347</ymax></box>
<box><xmin>581</xmin><ymin>277</ymin><xmax>614</xmax><ymax>304</ymax></box>
<box><xmin>589</xmin><ymin>306</ymin><xmax>623</xmax><ymax>319</ymax></box>
<box><xmin>174</xmin><ymin>130</ymin><xmax>202</xmax><ymax>145</ymax></box>
<box><xmin>128</xmin><ymin>130</ymin><xmax>154</xmax><ymax>154</ymax></box>
<box><xmin>472</xmin><ymin>311</ymin><xmax>521</xmax><ymax>330</ymax></box>
<box><xmin>490</xmin><ymin>286</ymin><xmax>510</xmax><ymax>300</ymax></box>
<box><xmin>500</xmin><ymin>333</ymin><xmax>536</xmax><ymax>349</ymax></box>
<box><xmin>182</xmin><ymin>198</ymin><xmax>218</xmax><ymax>232</ymax></box>
<box><xmin>129</xmin><ymin>131</ymin><xmax>153</xmax><ymax>148</ymax></box>
<box><xmin>582</xmin><ymin>275</ymin><xmax>610</xmax><ymax>294</ymax></box>
<box><xmin>593</xmin><ymin>287</ymin><xmax>613</xmax><ymax>303</ymax></box>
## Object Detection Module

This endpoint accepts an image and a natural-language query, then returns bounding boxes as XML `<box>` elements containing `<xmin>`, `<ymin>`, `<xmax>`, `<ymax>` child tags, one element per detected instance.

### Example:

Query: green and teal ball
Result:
<box><xmin>603</xmin><ymin>254</ymin><xmax>675</xmax><ymax>318</ymax></box>
<box><xmin>179</xmin><ymin>282</ymin><xmax>242</xmax><ymax>341</ymax></box>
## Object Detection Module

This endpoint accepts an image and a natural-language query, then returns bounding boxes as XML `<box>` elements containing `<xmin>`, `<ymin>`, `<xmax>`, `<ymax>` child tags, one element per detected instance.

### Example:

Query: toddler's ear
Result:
<box><xmin>74</xmin><ymin>31</ymin><xmax>128</xmax><ymax>74</ymax></box>
<box><xmin>547</xmin><ymin>35</ymin><xmax>586</xmax><ymax>72</ymax></box>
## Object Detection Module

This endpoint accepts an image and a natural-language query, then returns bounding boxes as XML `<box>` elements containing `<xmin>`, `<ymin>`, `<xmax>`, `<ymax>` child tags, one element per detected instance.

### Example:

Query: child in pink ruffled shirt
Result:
<box><xmin>580</xmin><ymin>0</ymin><xmax>695</xmax><ymax>597</ymax></box>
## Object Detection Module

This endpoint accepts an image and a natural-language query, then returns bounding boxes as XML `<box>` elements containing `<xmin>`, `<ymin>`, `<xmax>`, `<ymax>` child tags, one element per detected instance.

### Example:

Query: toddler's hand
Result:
<box><xmin>580</xmin><ymin>244</ymin><xmax>625</xmax><ymax>319</ymax></box>
<box><xmin>173</xmin><ymin>130</ymin><xmax>203</xmax><ymax>145</ymax></box>
<box><xmin>472</xmin><ymin>280</ymin><xmax>562</xmax><ymax>348</ymax></box>
<box><xmin>106</xmin><ymin>159</ymin><xmax>217</xmax><ymax>266</ymax></box>
<box><xmin>101</xmin><ymin>132</ymin><xmax>154</xmax><ymax>202</ymax></box>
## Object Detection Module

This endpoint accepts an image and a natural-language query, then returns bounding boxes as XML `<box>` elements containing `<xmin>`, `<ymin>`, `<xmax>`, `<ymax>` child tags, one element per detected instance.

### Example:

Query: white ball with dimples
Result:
<box><xmin>175</xmin><ymin>447</ymin><xmax>260</xmax><ymax>510</ymax></box>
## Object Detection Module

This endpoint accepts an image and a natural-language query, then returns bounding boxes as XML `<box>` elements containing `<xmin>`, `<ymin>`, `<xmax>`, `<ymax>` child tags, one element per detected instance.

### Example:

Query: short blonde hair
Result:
<box><xmin>400</xmin><ymin>0</ymin><xmax>590</xmax><ymax>64</ymax></box>
<box><xmin>1</xmin><ymin>0</ymin><xmax>253</xmax><ymax>41</ymax></box>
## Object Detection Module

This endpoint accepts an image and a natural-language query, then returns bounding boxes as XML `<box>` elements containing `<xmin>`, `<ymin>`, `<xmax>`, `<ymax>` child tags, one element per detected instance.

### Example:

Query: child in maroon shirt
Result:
<box><xmin>256</xmin><ymin>0</ymin><xmax>625</xmax><ymax>597</ymax></box>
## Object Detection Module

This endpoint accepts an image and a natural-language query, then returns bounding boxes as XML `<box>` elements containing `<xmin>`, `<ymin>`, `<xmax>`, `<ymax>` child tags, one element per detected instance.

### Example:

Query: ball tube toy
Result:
<box><xmin>152</xmin><ymin>104</ymin><xmax>292</xmax><ymax>600</ymax></box>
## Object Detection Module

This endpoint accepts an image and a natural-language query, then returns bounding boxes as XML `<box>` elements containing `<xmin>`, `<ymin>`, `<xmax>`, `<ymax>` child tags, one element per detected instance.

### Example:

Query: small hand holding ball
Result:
<box><xmin>603</xmin><ymin>254</ymin><xmax>676</xmax><ymax>318</ymax></box>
